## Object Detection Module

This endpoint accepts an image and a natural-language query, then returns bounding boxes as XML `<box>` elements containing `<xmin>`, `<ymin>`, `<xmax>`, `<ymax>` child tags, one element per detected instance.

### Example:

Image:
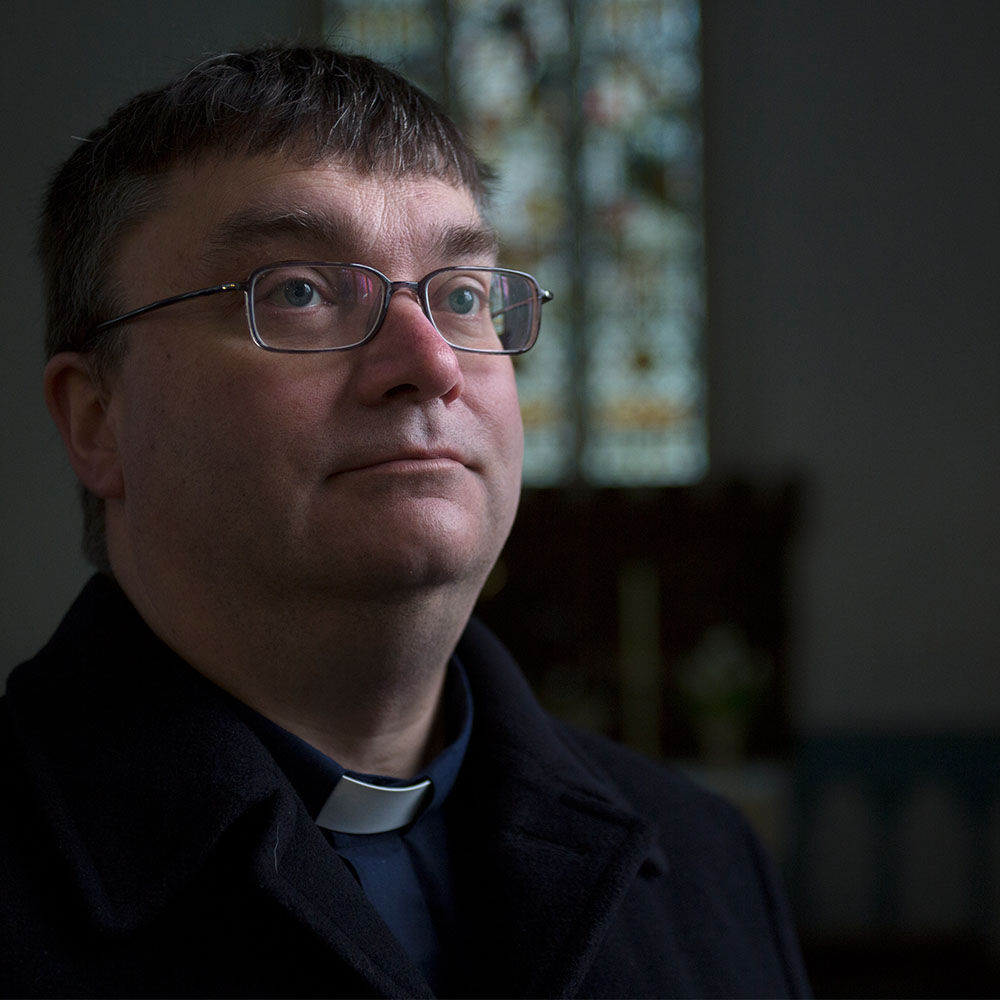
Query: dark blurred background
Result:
<box><xmin>2</xmin><ymin>2</ymin><xmax>998</xmax><ymax>996</ymax></box>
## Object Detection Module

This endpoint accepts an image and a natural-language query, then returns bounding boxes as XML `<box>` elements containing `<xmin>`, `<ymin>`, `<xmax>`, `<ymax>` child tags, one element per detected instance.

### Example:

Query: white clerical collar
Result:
<box><xmin>315</xmin><ymin>774</ymin><xmax>433</xmax><ymax>835</ymax></box>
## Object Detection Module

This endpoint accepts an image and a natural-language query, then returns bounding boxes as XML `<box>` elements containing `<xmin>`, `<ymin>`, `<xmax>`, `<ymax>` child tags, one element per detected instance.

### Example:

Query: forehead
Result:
<box><xmin>121</xmin><ymin>154</ymin><xmax>496</xmax><ymax>286</ymax></box>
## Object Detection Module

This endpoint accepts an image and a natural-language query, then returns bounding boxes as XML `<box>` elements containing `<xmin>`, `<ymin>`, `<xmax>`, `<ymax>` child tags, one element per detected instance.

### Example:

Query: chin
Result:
<box><xmin>293</xmin><ymin>484</ymin><xmax>518</xmax><ymax>602</ymax></box>
<box><xmin>380</xmin><ymin>536</ymin><xmax>493</xmax><ymax>593</ymax></box>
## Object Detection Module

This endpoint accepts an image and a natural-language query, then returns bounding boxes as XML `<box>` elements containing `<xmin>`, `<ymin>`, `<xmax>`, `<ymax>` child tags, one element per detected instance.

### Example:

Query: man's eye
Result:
<box><xmin>445</xmin><ymin>285</ymin><xmax>483</xmax><ymax>315</ymax></box>
<box><xmin>280</xmin><ymin>279</ymin><xmax>320</xmax><ymax>308</ymax></box>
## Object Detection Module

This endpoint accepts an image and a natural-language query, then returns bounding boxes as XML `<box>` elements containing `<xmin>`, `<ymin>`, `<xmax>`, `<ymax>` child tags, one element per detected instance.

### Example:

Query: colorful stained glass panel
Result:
<box><xmin>325</xmin><ymin>0</ymin><xmax>706</xmax><ymax>485</ymax></box>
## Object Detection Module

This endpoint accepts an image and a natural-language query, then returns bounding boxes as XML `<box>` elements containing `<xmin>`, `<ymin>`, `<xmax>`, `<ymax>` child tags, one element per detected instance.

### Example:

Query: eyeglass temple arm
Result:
<box><xmin>95</xmin><ymin>282</ymin><xmax>246</xmax><ymax>332</ymax></box>
<box><xmin>489</xmin><ymin>289</ymin><xmax>554</xmax><ymax>319</ymax></box>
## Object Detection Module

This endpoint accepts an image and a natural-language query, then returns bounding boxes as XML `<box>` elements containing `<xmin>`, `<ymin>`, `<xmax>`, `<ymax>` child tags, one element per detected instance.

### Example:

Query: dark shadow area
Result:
<box><xmin>802</xmin><ymin>933</ymin><xmax>1000</xmax><ymax>999</ymax></box>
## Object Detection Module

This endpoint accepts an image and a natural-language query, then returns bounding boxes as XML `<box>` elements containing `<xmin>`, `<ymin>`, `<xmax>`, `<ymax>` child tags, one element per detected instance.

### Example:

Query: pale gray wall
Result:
<box><xmin>702</xmin><ymin>0</ymin><xmax>1000</xmax><ymax>731</ymax></box>
<box><xmin>3</xmin><ymin>2</ymin><xmax>999</xmax><ymax>736</ymax></box>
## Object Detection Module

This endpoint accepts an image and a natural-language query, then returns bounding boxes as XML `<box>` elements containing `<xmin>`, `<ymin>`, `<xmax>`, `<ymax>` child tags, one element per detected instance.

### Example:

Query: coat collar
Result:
<box><xmin>6</xmin><ymin>576</ymin><xmax>269</xmax><ymax>924</ymax></box>
<box><xmin>453</xmin><ymin>618</ymin><xmax>665</xmax><ymax>998</ymax></box>
<box><xmin>6</xmin><ymin>574</ymin><xmax>433</xmax><ymax>996</ymax></box>
<box><xmin>8</xmin><ymin>575</ymin><xmax>665</xmax><ymax>998</ymax></box>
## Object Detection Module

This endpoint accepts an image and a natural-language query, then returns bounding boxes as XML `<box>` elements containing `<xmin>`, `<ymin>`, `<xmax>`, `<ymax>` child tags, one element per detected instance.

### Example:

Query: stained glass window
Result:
<box><xmin>325</xmin><ymin>0</ymin><xmax>706</xmax><ymax>485</ymax></box>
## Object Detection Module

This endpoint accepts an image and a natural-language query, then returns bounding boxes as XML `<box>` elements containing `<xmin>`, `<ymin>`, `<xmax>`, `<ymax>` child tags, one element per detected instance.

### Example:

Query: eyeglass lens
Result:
<box><xmin>248</xmin><ymin>265</ymin><xmax>540</xmax><ymax>354</ymax></box>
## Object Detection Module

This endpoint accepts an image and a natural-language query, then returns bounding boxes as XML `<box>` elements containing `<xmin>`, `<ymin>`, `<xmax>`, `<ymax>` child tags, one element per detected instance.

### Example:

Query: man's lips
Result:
<box><xmin>333</xmin><ymin>448</ymin><xmax>470</xmax><ymax>475</ymax></box>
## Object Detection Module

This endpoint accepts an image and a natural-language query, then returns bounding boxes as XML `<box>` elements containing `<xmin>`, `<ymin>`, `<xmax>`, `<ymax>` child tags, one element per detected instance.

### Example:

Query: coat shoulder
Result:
<box><xmin>552</xmin><ymin>719</ymin><xmax>743</xmax><ymax>831</ymax></box>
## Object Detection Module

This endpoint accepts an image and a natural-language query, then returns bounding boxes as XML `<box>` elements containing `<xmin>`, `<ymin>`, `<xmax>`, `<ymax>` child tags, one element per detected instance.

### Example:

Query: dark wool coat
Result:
<box><xmin>0</xmin><ymin>575</ymin><xmax>810</xmax><ymax>998</ymax></box>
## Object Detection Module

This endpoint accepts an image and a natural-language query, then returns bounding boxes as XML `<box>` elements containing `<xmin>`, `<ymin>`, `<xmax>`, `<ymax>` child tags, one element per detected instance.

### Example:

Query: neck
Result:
<box><xmin>113</xmin><ymin>558</ymin><xmax>478</xmax><ymax>777</ymax></box>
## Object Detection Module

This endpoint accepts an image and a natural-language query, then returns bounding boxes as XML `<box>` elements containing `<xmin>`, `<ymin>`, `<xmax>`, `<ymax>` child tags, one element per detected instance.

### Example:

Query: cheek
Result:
<box><xmin>116</xmin><ymin>355</ymin><xmax>294</xmax><ymax>500</ymax></box>
<box><xmin>473</xmin><ymin>366</ymin><xmax>525</xmax><ymax>502</ymax></box>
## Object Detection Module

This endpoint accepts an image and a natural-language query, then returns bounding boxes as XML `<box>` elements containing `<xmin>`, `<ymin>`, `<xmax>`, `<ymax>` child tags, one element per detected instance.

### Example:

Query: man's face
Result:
<box><xmin>101</xmin><ymin>155</ymin><xmax>524</xmax><ymax>607</ymax></box>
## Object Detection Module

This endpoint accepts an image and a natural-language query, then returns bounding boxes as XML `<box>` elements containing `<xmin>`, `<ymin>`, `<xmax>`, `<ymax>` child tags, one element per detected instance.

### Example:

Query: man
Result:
<box><xmin>1</xmin><ymin>45</ymin><xmax>809</xmax><ymax>997</ymax></box>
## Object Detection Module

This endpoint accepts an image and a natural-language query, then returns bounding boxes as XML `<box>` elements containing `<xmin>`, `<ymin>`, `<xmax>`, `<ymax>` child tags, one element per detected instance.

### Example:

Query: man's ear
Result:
<box><xmin>43</xmin><ymin>353</ymin><xmax>125</xmax><ymax>499</ymax></box>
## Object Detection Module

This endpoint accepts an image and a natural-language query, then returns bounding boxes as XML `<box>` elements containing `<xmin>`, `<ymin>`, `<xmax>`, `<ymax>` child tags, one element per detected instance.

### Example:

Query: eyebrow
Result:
<box><xmin>199</xmin><ymin>203</ymin><xmax>500</xmax><ymax>274</ymax></box>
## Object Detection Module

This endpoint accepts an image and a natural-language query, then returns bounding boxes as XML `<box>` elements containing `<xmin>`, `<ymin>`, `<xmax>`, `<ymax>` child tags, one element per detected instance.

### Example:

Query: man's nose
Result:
<box><xmin>350</xmin><ymin>288</ymin><xmax>464</xmax><ymax>405</ymax></box>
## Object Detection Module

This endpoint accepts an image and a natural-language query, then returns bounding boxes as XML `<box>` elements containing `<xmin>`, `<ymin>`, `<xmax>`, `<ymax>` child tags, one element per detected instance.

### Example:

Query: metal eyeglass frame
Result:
<box><xmin>94</xmin><ymin>261</ymin><xmax>553</xmax><ymax>355</ymax></box>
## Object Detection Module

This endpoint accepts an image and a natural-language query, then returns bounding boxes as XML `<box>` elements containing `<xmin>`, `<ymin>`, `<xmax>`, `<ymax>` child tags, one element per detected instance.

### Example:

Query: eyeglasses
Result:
<box><xmin>95</xmin><ymin>262</ymin><xmax>553</xmax><ymax>355</ymax></box>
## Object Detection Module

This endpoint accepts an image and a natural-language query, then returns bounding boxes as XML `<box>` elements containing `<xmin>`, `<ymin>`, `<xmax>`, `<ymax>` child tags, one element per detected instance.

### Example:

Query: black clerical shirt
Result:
<box><xmin>234</xmin><ymin>661</ymin><xmax>473</xmax><ymax>991</ymax></box>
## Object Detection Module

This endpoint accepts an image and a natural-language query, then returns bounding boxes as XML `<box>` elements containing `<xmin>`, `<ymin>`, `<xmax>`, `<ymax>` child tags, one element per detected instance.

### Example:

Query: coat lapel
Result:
<box><xmin>453</xmin><ymin>619</ymin><xmax>665</xmax><ymax>998</ymax></box>
<box><xmin>240</xmin><ymin>785</ymin><xmax>435</xmax><ymax>997</ymax></box>
<box><xmin>6</xmin><ymin>575</ymin><xmax>432</xmax><ymax>997</ymax></box>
